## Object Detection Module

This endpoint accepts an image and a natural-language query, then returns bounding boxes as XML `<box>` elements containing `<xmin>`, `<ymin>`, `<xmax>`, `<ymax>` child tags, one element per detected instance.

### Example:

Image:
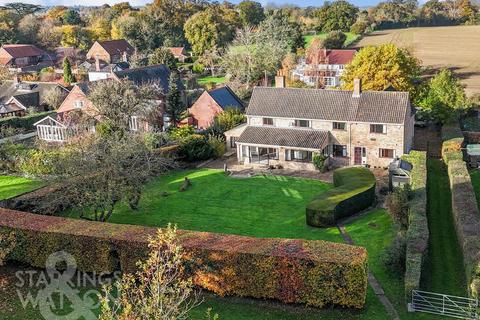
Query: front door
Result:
<box><xmin>354</xmin><ymin>147</ymin><xmax>366</xmax><ymax>165</ymax></box>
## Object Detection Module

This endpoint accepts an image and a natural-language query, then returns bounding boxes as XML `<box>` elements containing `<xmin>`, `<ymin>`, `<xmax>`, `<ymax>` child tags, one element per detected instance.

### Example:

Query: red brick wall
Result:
<box><xmin>188</xmin><ymin>92</ymin><xmax>224</xmax><ymax>129</ymax></box>
<box><xmin>86</xmin><ymin>42</ymin><xmax>111</xmax><ymax>63</ymax></box>
<box><xmin>57</xmin><ymin>86</ymin><xmax>94</xmax><ymax>115</ymax></box>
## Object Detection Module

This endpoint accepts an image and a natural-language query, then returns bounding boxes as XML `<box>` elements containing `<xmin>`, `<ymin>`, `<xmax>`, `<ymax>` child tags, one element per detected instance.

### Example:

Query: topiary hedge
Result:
<box><xmin>401</xmin><ymin>151</ymin><xmax>428</xmax><ymax>301</ymax></box>
<box><xmin>0</xmin><ymin>208</ymin><xmax>368</xmax><ymax>309</ymax></box>
<box><xmin>0</xmin><ymin>112</ymin><xmax>55</xmax><ymax>131</ymax></box>
<box><xmin>306</xmin><ymin>167</ymin><xmax>376</xmax><ymax>227</ymax></box>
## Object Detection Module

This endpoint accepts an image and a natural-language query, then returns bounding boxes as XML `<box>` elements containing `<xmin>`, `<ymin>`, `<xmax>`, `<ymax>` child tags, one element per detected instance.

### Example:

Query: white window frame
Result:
<box><xmin>74</xmin><ymin>100</ymin><xmax>84</xmax><ymax>109</ymax></box>
<box><xmin>129</xmin><ymin>116</ymin><xmax>139</xmax><ymax>131</ymax></box>
<box><xmin>370</xmin><ymin>123</ymin><xmax>387</xmax><ymax>134</ymax></box>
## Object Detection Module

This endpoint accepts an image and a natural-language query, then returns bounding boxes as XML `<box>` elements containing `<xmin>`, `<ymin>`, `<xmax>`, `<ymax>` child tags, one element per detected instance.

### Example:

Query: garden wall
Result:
<box><xmin>0</xmin><ymin>208</ymin><xmax>368</xmax><ymax>309</ymax></box>
<box><xmin>306</xmin><ymin>167</ymin><xmax>376</xmax><ymax>227</ymax></box>
<box><xmin>442</xmin><ymin>123</ymin><xmax>480</xmax><ymax>297</ymax></box>
<box><xmin>401</xmin><ymin>151</ymin><xmax>428</xmax><ymax>301</ymax></box>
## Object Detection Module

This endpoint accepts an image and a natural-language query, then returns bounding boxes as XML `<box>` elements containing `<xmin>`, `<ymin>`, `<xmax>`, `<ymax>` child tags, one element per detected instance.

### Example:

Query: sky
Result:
<box><xmin>0</xmin><ymin>0</ymin><xmax>381</xmax><ymax>8</ymax></box>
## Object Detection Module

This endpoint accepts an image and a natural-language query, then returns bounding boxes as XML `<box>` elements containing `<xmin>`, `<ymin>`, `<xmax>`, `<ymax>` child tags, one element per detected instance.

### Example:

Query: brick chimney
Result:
<box><xmin>275</xmin><ymin>75</ymin><xmax>285</xmax><ymax>88</ymax></box>
<box><xmin>122</xmin><ymin>51</ymin><xmax>128</xmax><ymax>63</ymax></box>
<box><xmin>13</xmin><ymin>74</ymin><xmax>19</xmax><ymax>86</ymax></box>
<box><xmin>353</xmin><ymin>78</ymin><xmax>362</xmax><ymax>97</ymax></box>
<box><xmin>95</xmin><ymin>55</ymin><xmax>100</xmax><ymax>72</ymax></box>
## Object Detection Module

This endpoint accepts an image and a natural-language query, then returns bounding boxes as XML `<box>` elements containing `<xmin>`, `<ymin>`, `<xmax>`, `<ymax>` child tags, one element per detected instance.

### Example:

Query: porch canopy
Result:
<box><xmin>237</xmin><ymin>126</ymin><xmax>329</xmax><ymax>150</ymax></box>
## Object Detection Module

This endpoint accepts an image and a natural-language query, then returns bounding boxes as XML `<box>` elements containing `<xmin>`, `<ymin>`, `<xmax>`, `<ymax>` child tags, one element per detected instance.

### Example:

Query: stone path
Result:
<box><xmin>336</xmin><ymin>223</ymin><xmax>400</xmax><ymax>320</ymax></box>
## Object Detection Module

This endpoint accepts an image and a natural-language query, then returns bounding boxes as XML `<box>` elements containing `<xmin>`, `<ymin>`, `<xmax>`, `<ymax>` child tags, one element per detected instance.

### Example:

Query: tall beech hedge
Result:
<box><xmin>0</xmin><ymin>112</ymin><xmax>55</xmax><ymax>131</ymax></box>
<box><xmin>401</xmin><ymin>151</ymin><xmax>428</xmax><ymax>301</ymax></box>
<box><xmin>306</xmin><ymin>167</ymin><xmax>376</xmax><ymax>227</ymax></box>
<box><xmin>441</xmin><ymin>123</ymin><xmax>480</xmax><ymax>298</ymax></box>
<box><xmin>0</xmin><ymin>208</ymin><xmax>368</xmax><ymax>309</ymax></box>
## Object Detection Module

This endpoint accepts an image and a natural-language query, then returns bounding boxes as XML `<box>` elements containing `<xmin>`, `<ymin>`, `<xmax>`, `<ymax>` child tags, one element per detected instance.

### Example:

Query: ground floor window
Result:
<box><xmin>379</xmin><ymin>148</ymin><xmax>395</xmax><ymax>158</ymax></box>
<box><xmin>323</xmin><ymin>77</ymin><xmax>335</xmax><ymax>86</ymax></box>
<box><xmin>249</xmin><ymin>146</ymin><xmax>278</xmax><ymax>163</ymax></box>
<box><xmin>285</xmin><ymin>149</ymin><xmax>312</xmax><ymax>162</ymax></box>
<box><xmin>332</xmin><ymin>144</ymin><xmax>347</xmax><ymax>157</ymax></box>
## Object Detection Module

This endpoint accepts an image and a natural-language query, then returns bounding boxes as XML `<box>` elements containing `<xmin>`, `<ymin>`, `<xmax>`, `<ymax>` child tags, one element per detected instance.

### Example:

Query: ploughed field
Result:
<box><xmin>352</xmin><ymin>25</ymin><xmax>480</xmax><ymax>96</ymax></box>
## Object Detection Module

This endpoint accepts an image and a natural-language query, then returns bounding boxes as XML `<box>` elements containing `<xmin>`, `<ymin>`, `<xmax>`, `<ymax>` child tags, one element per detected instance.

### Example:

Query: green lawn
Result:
<box><xmin>423</xmin><ymin>159</ymin><xmax>467</xmax><ymax>296</ymax></box>
<box><xmin>66</xmin><ymin>169</ymin><xmax>340</xmax><ymax>241</ymax></box>
<box><xmin>304</xmin><ymin>33</ymin><xmax>360</xmax><ymax>48</ymax></box>
<box><xmin>469</xmin><ymin>168</ymin><xmax>480</xmax><ymax>212</ymax></box>
<box><xmin>197</xmin><ymin>76</ymin><xmax>227</xmax><ymax>85</ymax></box>
<box><xmin>0</xmin><ymin>175</ymin><xmax>43</xmax><ymax>200</ymax></box>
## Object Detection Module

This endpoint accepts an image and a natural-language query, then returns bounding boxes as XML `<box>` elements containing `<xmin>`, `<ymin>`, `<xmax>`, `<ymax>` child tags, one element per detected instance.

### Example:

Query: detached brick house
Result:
<box><xmin>0</xmin><ymin>44</ymin><xmax>54</xmax><ymax>71</ymax></box>
<box><xmin>34</xmin><ymin>64</ymin><xmax>182</xmax><ymax>142</ymax></box>
<box><xmin>228</xmin><ymin>78</ymin><xmax>414</xmax><ymax>170</ymax></box>
<box><xmin>86</xmin><ymin>39</ymin><xmax>134</xmax><ymax>64</ymax></box>
<box><xmin>188</xmin><ymin>86</ymin><xmax>244</xmax><ymax>129</ymax></box>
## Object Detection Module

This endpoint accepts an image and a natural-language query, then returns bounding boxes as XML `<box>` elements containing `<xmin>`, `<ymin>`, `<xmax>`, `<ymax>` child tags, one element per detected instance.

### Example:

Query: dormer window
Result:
<box><xmin>263</xmin><ymin>117</ymin><xmax>274</xmax><ymax>126</ymax></box>
<box><xmin>293</xmin><ymin>119</ymin><xmax>310</xmax><ymax>128</ymax></box>
<box><xmin>74</xmin><ymin>100</ymin><xmax>84</xmax><ymax>109</ymax></box>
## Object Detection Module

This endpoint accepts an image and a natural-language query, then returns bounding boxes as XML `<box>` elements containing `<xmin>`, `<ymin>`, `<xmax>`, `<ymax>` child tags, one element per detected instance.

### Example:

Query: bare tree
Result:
<box><xmin>98</xmin><ymin>225</ymin><xmax>201</xmax><ymax>320</ymax></box>
<box><xmin>43</xmin><ymin>87</ymin><xmax>67</xmax><ymax>110</ymax></box>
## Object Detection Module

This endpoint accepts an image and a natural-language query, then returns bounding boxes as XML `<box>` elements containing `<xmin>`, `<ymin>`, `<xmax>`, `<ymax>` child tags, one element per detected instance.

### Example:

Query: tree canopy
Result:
<box><xmin>315</xmin><ymin>0</ymin><xmax>359</xmax><ymax>32</ymax></box>
<box><xmin>148</xmin><ymin>47</ymin><xmax>177</xmax><ymax>70</ymax></box>
<box><xmin>237</xmin><ymin>0</ymin><xmax>265</xmax><ymax>26</ymax></box>
<box><xmin>341</xmin><ymin>44</ymin><xmax>421</xmax><ymax>97</ymax></box>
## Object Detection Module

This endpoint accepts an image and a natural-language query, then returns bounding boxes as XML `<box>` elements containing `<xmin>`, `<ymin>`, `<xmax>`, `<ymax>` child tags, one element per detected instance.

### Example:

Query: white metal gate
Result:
<box><xmin>409</xmin><ymin>290</ymin><xmax>478</xmax><ymax>319</ymax></box>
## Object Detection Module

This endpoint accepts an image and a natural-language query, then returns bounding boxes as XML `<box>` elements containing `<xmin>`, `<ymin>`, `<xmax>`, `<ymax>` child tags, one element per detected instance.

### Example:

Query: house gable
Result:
<box><xmin>57</xmin><ymin>85</ymin><xmax>93</xmax><ymax>114</ymax></box>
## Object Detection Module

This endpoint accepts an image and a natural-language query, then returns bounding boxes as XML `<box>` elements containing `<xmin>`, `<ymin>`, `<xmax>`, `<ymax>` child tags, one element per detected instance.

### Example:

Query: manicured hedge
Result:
<box><xmin>401</xmin><ymin>151</ymin><xmax>428</xmax><ymax>301</ymax></box>
<box><xmin>0</xmin><ymin>112</ymin><xmax>55</xmax><ymax>131</ymax></box>
<box><xmin>441</xmin><ymin>122</ymin><xmax>480</xmax><ymax>298</ymax></box>
<box><xmin>0</xmin><ymin>208</ymin><xmax>368</xmax><ymax>309</ymax></box>
<box><xmin>306</xmin><ymin>167</ymin><xmax>376</xmax><ymax>227</ymax></box>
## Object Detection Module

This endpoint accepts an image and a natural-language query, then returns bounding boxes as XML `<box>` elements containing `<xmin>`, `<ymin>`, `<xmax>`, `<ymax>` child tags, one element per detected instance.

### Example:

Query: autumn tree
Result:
<box><xmin>197</xmin><ymin>47</ymin><xmax>221</xmax><ymax>76</ymax></box>
<box><xmin>341</xmin><ymin>44</ymin><xmax>421</xmax><ymax>97</ymax></box>
<box><xmin>416</xmin><ymin>69</ymin><xmax>472</xmax><ymax>124</ymax></box>
<box><xmin>184</xmin><ymin>8</ymin><xmax>235</xmax><ymax>56</ymax></box>
<box><xmin>43</xmin><ymin>87</ymin><xmax>67</xmax><ymax>109</ymax></box>
<box><xmin>98</xmin><ymin>225</ymin><xmax>200</xmax><ymax>319</ymax></box>
<box><xmin>17</xmin><ymin>14</ymin><xmax>40</xmax><ymax>43</ymax></box>
<box><xmin>237</xmin><ymin>0</ymin><xmax>265</xmax><ymax>26</ymax></box>
<box><xmin>257</xmin><ymin>10</ymin><xmax>304</xmax><ymax>52</ymax></box>
<box><xmin>1</xmin><ymin>2</ymin><xmax>42</xmax><ymax>17</ymax></box>
<box><xmin>37</xmin><ymin>80</ymin><xmax>172</xmax><ymax>221</ymax></box>
<box><xmin>63</xmin><ymin>57</ymin><xmax>74</xmax><ymax>85</ymax></box>
<box><xmin>63</xmin><ymin>9</ymin><xmax>82</xmax><ymax>25</ymax></box>
<box><xmin>315</xmin><ymin>0</ymin><xmax>359</xmax><ymax>32</ymax></box>
<box><xmin>148</xmin><ymin>47</ymin><xmax>177</xmax><ymax>70</ymax></box>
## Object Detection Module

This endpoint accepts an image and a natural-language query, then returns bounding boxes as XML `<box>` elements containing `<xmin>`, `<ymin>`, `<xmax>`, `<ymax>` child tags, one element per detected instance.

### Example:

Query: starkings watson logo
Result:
<box><xmin>14</xmin><ymin>251</ymin><xmax>121</xmax><ymax>320</ymax></box>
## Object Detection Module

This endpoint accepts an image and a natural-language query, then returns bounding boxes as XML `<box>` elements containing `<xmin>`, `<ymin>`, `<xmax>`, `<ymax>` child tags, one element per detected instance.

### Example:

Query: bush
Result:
<box><xmin>323</xmin><ymin>31</ymin><xmax>347</xmax><ymax>49</ymax></box>
<box><xmin>208</xmin><ymin>135</ymin><xmax>225</xmax><ymax>158</ymax></box>
<box><xmin>385</xmin><ymin>185</ymin><xmax>410</xmax><ymax>230</ymax></box>
<box><xmin>312</xmin><ymin>153</ymin><xmax>328</xmax><ymax>173</ymax></box>
<box><xmin>192</xmin><ymin>62</ymin><xmax>205</xmax><ymax>74</ymax></box>
<box><xmin>306</xmin><ymin>167</ymin><xmax>375</xmax><ymax>227</ymax></box>
<box><xmin>383</xmin><ymin>232</ymin><xmax>406</xmax><ymax>274</ymax></box>
<box><xmin>0</xmin><ymin>112</ymin><xmax>55</xmax><ymax>131</ymax></box>
<box><xmin>169</xmin><ymin>125</ymin><xmax>195</xmax><ymax>140</ymax></box>
<box><xmin>401</xmin><ymin>151</ymin><xmax>428</xmax><ymax>300</ymax></box>
<box><xmin>441</xmin><ymin>122</ymin><xmax>464</xmax><ymax>164</ymax></box>
<box><xmin>350</xmin><ymin>21</ymin><xmax>368</xmax><ymax>35</ymax></box>
<box><xmin>0</xmin><ymin>208</ymin><xmax>369</xmax><ymax>309</ymax></box>
<box><xmin>0</xmin><ymin>141</ymin><xmax>29</xmax><ymax>172</ymax></box>
<box><xmin>177</xmin><ymin>134</ymin><xmax>214</xmax><ymax>161</ymax></box>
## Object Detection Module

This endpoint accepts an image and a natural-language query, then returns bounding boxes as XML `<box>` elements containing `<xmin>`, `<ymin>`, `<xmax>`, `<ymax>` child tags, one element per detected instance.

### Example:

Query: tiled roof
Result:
<box><xmin>0</xmin><ymin>81</ymin><xmax>69</xmax><ymax>107</ymax></box>
<box><xmin>306</xmin><ymin>49</ymin><xmax>356</xmax><ymax>65</ymax></box>
<box><xmin>167</xmin><ymin>47</ymin><xmax>186</xmax><ymax>56</ymax></box>
<box><xmin>13</xmin><ymin>92</ymin><xmax>40</xmax><ymax>108</ymax></box>
<box><xmin>246</xmin><ymin>87</ymin><xmax>410</xmax><ymax>124</ymax></box>
<box><xmin>208</xmin><ymin>86</ymin><xmax>243</xmax><ymax>109</ymax></box>
<box><xmin>1</xmin><ymin>44</ymin><xmax>44</xmax><ymax>58</ymax></box>
<box><xmin>97</xmin><ymin>39</ymin><xmax>134</xmax><ymax>56</ymax></box>
<box><xmin>237</xmin><ymin>126</ymin><xmax>329</xmax><ymax>150</ymax></box>
<box><xmin>114</xmin><ymin>64</ymin><xmax>184</xmax><ymax>93</ymax></box>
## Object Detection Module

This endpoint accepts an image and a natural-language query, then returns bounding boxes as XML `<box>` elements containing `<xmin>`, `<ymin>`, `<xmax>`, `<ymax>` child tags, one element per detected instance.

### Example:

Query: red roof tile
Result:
<box><xmin>306</xmin><ymin>49</ymin><xmax>356</xmax><ymax>65</ymax></box>
<box><xmin>1</xmin><ymin>44</ymin><xmax>44</xmax><ymax>58</ymax></box>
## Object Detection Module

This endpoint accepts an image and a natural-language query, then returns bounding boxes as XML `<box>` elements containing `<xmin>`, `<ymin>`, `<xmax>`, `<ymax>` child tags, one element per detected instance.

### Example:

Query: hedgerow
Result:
<box><xmin>441</xmin><ymin>123</ymin><xmax>480</xmax><ymax>298</ymax></box>
<box><xmin>0</xmin><ymin>208</ymin><xmax>368</xmax><ymax>309</ymax></box>
<box><xmin>401</xmin><ymin>151</ymin><xmax>428</xmax><ymax>301</ymax></box>
<box><xmin>306</xmin><ymin>167</ymin><xmax>376</xmax><ymax>227</ymax></box>
<box><xmin>0</xmin><ymin>112</ymin><xmax>55</xmax><ymax>131</ymax></box>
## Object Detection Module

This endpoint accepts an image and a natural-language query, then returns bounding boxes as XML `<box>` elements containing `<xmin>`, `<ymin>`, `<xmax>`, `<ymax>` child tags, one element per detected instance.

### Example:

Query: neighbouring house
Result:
<box><xmin>34</xmin><ymin>64</ymin><xmax>183</xmax><ymax>142</ymax></box>
<box><xmin>86</xmin><ymin>39</ymin><xmax>134</xmax><ymax>64</ymax></box>
<box><xmin>0</xmin><ymin>79</ymin><xmax>69</xmax><ymax>118</ymax></box>
<box><xmin>187</xmin><ymin>86</ymin><xmax>244</xmax><ymax>129</ymax></box>
<box><xmin>291</xmin><ymin>49</ymin><xmax>356</xmax><ymax>88</ymax></box>
<box><xmin>83</xmin><ymin>39</ymin><xmax>134</xmax><ymax>81</ymax></box>
<box><xmin>167</xmin><ymin>47</ymin><xmax>188</xmax><ymax>63</ymax></box>
<box><xmin>80</xmin><ymin>60</ymin><xmax>130</xmax><ymax>82</ymax></box>
<box><xmin>229</xmin><ymin>77</ymin><xmax>414</xmax><ymax>170</ymax></box>
<box><xmin>0</xmin><ymin>44</ymin><xmax>55</xmax><ymax>72</ymax></box>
